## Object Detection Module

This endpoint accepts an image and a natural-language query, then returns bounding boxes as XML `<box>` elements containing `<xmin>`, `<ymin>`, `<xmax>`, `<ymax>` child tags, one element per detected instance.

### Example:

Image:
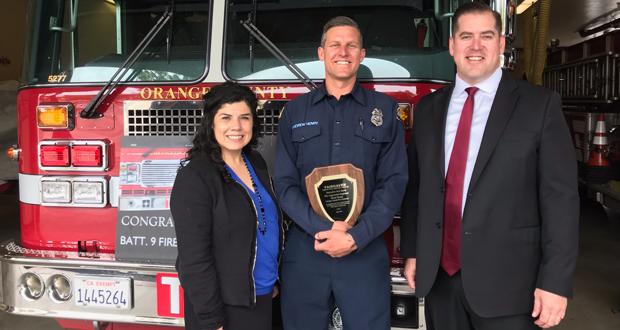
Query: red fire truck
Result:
<box><xmin>1</xmin><ymin>0</ymin><xmax>514</xmax><ymax>329</ymax></box>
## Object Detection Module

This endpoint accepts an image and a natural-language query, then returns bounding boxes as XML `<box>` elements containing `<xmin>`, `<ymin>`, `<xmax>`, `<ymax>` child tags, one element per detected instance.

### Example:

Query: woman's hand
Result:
<box><xmin>272</xmin><ymin>285</ymin><xmax>279</xmax><ymax>298</ymax></box>
<box><xmin>216</xmin><ymin>327</ymin><xmax>223</xmax><ymax>330</ymax></box>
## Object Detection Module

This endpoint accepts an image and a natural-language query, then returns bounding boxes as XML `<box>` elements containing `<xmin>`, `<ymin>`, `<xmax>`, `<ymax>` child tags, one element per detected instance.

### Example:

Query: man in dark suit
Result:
<box><xmin>400</xmin><ymin>2</ymin><xmax>579</xmax><ymax>330</ymax></box>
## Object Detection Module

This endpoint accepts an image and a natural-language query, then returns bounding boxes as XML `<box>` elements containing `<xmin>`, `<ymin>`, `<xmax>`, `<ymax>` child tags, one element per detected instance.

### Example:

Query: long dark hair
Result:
<box><xmin>184</xmin><ymin>82</ymin><xmax>260</xmax><ymax>180</ymax></box>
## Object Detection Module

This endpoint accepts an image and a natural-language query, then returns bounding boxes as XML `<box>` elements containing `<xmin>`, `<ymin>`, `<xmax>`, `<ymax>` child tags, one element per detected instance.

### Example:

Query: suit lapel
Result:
<box><xmin>468</xmin><ymin>71</ymin><xmax>519</xmax><ymax>191</ymax></box>
<box><xmin>433</xmin><ymin>84</ymin><xmax>454</xmax><ymax>178</ymax></box>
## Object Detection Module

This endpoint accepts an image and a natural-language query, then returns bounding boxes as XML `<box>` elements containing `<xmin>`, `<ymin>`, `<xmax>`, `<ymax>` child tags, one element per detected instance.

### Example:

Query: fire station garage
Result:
<box><xmin>1</xmin><ymin>0</ymin><xmax>620</xmax><ymax>330</ymax></box>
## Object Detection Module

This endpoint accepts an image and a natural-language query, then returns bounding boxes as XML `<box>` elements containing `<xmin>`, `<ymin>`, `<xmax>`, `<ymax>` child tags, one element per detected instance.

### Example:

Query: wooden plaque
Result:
<box><xmin>305</xmin><ymin>163</ymin><xmax>364</xmax><ymax>225</ymax></box>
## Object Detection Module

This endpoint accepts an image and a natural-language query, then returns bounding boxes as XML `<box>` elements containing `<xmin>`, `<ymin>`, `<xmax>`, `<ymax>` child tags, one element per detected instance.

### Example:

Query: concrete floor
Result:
<box><xmin>0</xmin><ymin>189</ymin><xmax>619</xmax><ymax>329</ymax></box>
<box><xmin>557</xmin><ymin>199</ymin><xmax>620</xmax><ymax>330</ymax></box>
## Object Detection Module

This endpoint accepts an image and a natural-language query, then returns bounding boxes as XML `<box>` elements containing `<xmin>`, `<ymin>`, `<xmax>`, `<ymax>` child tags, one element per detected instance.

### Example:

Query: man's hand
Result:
<box><xmin>532</xmin><ymin>288</ymin><xmax>568</xmax><ymax>328</ymax></box>
<box><xmin>314</xmin><ymin>229</ymin><xmax>357</xmax><ymax>257</ymax></box>
<box><xmin>404</xmin><ymin>258</ymin><xmax>416</xmax><ymax>291</ymax></box>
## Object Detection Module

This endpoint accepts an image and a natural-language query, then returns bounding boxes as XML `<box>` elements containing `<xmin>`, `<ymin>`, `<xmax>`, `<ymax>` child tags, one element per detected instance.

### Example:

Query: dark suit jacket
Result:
<box><xmin>400</xmin><ymin>70</ymin><xmax>579</xmax><ymax>318</ymax></box>
<box><xmin>171</xmin><ymin>150</ymin><xmax>282</xmax><ymax>329</ymax></box>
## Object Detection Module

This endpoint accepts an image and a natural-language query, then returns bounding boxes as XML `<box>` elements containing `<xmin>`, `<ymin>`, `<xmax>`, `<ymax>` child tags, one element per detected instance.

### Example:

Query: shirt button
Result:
<box><xmin>334</xmin><ymin>142</ymin><xmax>340</xmax><ymax>146</ymax></box>
<box><xmin>336</xmin><ymin>120</ymin><xmax>341</xmax><ymax>124</ymax></box>
<box><xmin>464</xmin><ymin>231</ymin><xmax>472</xmax><ymax>235</ymax></box>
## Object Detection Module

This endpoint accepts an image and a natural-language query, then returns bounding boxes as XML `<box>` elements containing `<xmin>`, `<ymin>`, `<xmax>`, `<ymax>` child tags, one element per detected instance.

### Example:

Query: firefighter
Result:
<box><xmin>273</xmin><ymin>16</ymin><xmax>408</xmax><ymax>330</ymax></box>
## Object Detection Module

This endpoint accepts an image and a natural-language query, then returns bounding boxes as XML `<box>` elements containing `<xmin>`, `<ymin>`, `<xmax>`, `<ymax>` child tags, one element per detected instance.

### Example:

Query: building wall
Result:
<box><xmin>0</xmin><ymin>0</ymin><xmax>25</xmax><ymax>180</ymax></box>
<box><xmin>0</xmin><ymin>1</ymin><xmax>28</xmax><ymax>82</ymax></box>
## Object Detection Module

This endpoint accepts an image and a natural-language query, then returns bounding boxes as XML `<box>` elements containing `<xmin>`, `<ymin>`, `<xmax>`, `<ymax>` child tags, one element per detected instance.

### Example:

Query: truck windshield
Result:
<box><xmin>23</xmin><ymin>0</ymin><xmax>210</xmax><ymax>85</ymax></box>
<box><xmin>225</xmin><ymin>0</ymin><xmax>455</xmax><ymax>81</ymax></box>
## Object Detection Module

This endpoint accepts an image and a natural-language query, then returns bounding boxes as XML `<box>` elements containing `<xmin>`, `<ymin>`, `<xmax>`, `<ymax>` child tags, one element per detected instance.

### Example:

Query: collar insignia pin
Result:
<box><xmin>371</xmin><ymin>108</ymin><xmax>383</xmax><ymax>127</ymax></box>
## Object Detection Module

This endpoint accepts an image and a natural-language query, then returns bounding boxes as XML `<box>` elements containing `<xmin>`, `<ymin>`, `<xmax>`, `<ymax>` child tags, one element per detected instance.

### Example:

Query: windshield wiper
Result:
<box><xmin>241</xmin><ymin>19</ymin><xmax>318</xmax><ymax>91</ymax></box>
<box><xmin>81</xmin><ymin>6</ymin><xmax>173</xmax><ymax>119</ymax></box>
<box><xmin>166</xmin><ymin>0</ymin><xmax>175</xmax><ymax>64</ymax></box>
<box><xmin>248</xmin><ymin>0</ymin><xmax>258</xmax><ymax>72</ymax></box>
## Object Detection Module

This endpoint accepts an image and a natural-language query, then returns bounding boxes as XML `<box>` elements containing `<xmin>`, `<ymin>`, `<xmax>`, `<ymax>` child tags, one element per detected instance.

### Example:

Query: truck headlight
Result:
<box><xmin>73</xmin><ymin>181</ymin><xmax>103</xmax><ymax>204</ymax></box>
<box><xmin>49</xmin><ymin>275</ymin><xmax>72</xmax><ymax>302</ymax></box>
<box><xmin>41</xmin><ymin>181</ymin><xmax>72</xmax><ymax>203</ymax></box>
<box><xmin>20</xmin><ymin>273</ymin><xmax>45</xmax><ymax>300</ymax></box>
<box><xmin>40</xmin><ymin>176</ymin><xmax>108</xmax><ymax>207</ymax></box>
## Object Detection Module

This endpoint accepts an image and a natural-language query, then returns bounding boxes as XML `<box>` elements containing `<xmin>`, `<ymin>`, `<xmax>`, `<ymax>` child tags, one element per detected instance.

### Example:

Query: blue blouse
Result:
<box><xmin>226</xmin><ymin>155</ymin><xmax>279</xmax><ymax>296</ymax></box>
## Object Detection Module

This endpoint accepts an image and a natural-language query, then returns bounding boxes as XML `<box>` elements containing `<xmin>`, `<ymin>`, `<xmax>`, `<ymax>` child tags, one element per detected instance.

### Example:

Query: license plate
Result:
<box><xmin>74</xmin><ymin>276</ymin><xmax>132</xmax><ymax>309</ymax></box>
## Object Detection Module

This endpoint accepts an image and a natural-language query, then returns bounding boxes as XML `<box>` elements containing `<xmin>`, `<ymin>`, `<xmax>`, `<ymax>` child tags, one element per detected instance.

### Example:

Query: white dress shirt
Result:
<box><xmin>444</xmin><ymin>67</ymin><xmax>503</xmax><ymax>215</ymax></box>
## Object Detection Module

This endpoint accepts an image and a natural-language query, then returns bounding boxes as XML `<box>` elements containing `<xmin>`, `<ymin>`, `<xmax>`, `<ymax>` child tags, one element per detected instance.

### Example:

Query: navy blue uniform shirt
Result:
<box><xmin>274</xmin><ymin>83</ymin><xmax>408</xmax><ymax>250</ymax></box>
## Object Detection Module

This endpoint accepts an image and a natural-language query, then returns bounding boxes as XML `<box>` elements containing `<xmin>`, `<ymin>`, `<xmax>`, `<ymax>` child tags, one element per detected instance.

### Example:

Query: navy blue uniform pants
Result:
<box><xmin>281</xmin><ymin>226</ymin><xmax>390</xmax><ymax>330</ymax></box>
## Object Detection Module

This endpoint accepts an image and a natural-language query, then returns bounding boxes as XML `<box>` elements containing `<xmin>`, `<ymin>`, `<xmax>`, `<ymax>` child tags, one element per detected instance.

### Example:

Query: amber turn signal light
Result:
<box><xmin>37</xmin><ymin>104</ymin><xmax>75</xmax><ymax>130</ymax></box>
<box><xmin>6</xmin><ymin>145</ymin><xmax>21</xmax><ymax>161</ymax></box>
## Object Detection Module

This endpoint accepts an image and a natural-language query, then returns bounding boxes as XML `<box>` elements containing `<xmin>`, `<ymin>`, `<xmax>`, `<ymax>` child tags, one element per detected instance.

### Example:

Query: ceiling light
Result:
<box><xmin>517</xmin><ymin>0</ymin><xmax>538</xmax><ymax>15</ymax></box>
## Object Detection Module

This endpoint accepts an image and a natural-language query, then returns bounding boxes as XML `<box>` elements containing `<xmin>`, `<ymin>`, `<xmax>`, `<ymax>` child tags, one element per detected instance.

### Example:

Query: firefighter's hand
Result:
<box><xmin>532</xmin><ymin>288</ymin><xmax>567</xmax><ymax>328</ymax></box>
<box><xmin>404</xmin><ymin>258</ymin><xmax>416</xmax><ymax>291</ymax></box>
<box><xmin>314</xmin><ymin>229</ymin><xmax>357</xmax><ymax>257</ymax></box>
<box><xmin>331</xmin><ymin>221</ymin><xmax>351</xmax><ymax>232</ymax></box>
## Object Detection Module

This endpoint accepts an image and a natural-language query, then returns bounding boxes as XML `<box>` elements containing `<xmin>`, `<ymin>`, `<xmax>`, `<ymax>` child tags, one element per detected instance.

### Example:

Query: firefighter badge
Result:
<box><xmin>371</xmin><ymin>108</ymin><xmax>383</xmax><ymax>127</ymax></box>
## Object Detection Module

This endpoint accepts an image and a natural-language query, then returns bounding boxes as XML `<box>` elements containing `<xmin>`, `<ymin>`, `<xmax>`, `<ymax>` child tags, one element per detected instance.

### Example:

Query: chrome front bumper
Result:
<box><xmin>0</xmin><ymin>240</ymin><xmax>183</xmax><ymax>327</ymax></box>
<box><xmin>1</xmin><ymin>240</ymin><xmax>420</xmax><ymax>329</ymax></box>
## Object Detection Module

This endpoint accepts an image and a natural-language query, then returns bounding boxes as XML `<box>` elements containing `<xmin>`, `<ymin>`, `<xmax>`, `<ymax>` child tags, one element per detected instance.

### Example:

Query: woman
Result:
<box><xmin>170</xmin><ymin>82</ymin><xmax>281</xmax><ymax>330</ymax></box>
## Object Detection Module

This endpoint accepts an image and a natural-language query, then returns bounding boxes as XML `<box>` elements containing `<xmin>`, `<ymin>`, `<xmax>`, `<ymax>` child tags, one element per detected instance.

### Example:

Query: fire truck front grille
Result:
<box><xmin>259</xmin><ymin>100</ymin><xmax>284</xmax><ymax>135</ymax></box>
<box><xmin>123</xmin><ymin>100</ymin><xmax>284</xmax><ymax>137</ymax></box>
<box><xmin>126</xmin><ymin>108</ymin><xmax>203</xmax><ymax>136</ymax></box>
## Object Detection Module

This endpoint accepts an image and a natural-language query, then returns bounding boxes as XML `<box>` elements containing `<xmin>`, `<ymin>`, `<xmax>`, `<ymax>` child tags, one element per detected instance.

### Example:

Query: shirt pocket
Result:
<box><xmin>354</xmin><ymin>121</ymin><xmax>390</xmax><ymax>165</ymax></box>
<box><xmin>354</xmin><ymin>122</ymin><xmax>391</xmax><ymax>144</ymax></box>
<box><xmin>291</xmin><ymin>125</ymin><xmax>321</xmax><ymax>168</ymax></box>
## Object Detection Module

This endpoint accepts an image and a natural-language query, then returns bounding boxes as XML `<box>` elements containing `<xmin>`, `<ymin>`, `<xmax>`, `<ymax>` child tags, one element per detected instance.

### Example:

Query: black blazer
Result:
<box><xmin>170</xmin><ymin>150</ymin><xmax>282</xmax><ymax>329</ymax></box>
<box><xmin>401</xmin><ymin>71</ymin><xmax>579</xmax><ymax>318</ymax></box>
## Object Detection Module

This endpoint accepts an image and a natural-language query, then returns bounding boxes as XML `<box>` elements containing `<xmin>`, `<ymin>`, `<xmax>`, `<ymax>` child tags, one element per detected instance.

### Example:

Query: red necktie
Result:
<box><xmin>441</xmin><ymin>86</ymin><xmax>478</xmax><ymax>276</ymax></box>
